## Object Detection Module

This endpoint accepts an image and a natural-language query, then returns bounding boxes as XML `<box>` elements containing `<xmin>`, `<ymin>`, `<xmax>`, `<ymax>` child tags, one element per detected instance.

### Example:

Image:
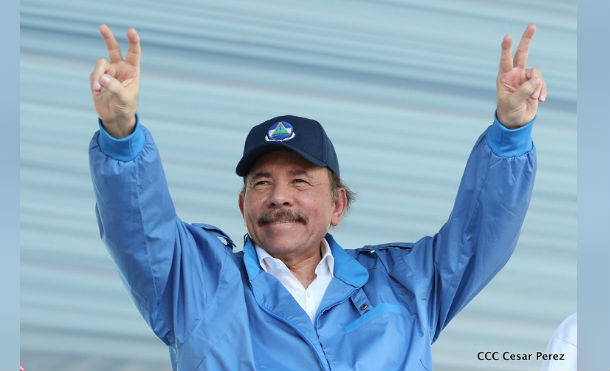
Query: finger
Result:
<box><xmin>513</xmin><ymin>23</ymin><xmax>536</xmax><ymax>69</ymax></box>
<box><xmin>107</xmin><ymin>64</ymin><xmax>118</xmax><ymax>78</ymax></box>
<box><xmin>512</xmin><ymin>77</ymin><xmax>541</xmax><ymax>104</ymax></box>
<box><xmin>99</xmin><ymin>24</ymin><xmax>123</xmax><ymax>63</ymax></box>
<box><xmin>121</xmin><ymin>78</ymin><xmax>136</xmax><ymax>88</ymax></box>
<box><xmin>526</xmin><ymin>67</ymin><xmax>542</xmax><ymax>79</ymax></box>
<box><xmin>99</xmin><ymin>73</ymin><xmax>126</xmax><ymax>101</ymax></box>
<box><xmin>531</xmin><ymin>83</ymin><xmax>542</xmax><ymax>100</ymax></box>
<box><xmin>125</xmin><ymin>28</ymin><xmax>141</xmax><ymax>67</ymax></box>
<box><xmin>499</xmin><ymin>34</ymin><xmax>513</xmax><ymax>73</ymax></box>
<box><xmin>90</xmin><ymin>58</ymin><xmax>110</xmax><ymax>95</ymax></box>
<box><xmin>526</xmin><ymin>68</ymin><xmax>543</xmax><ymax>100</ymax></box>
<box><xmin>539</xmin><ymin>80</ymin><xmax>547</xmax><ymax>102</ymax></box>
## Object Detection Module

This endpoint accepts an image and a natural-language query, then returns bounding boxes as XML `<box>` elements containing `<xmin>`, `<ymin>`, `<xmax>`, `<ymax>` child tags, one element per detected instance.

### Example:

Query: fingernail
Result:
<box><xmin>93</xmin><ymin>80</ymin><xmax>101</xmax><ymax>90</ymax></box>
<box><xmin>100</xmin><ymin>75</ymin><xmax>111</xmax><ymax>85</ymax></box>
<box><xmin>532</xmin><ymin>91</ymin><xmax>540</xmax><ymax>99</ymax></box>
<box><xmin>540</xmin><ymin>94</ymin><xmax>546</xmax><ymax>102</ymax></box>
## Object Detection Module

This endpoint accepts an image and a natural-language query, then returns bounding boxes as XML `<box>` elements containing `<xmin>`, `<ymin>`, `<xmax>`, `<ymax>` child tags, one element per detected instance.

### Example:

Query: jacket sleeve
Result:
<box><xmin>88</xmin><ymin>116</ymin><xmax>231</xmax><ymax>346</ymax></box>
<box><xmin>389</xmin><ymin>113</ymin><xmax>537</xmax><ymax>343</ymax></box>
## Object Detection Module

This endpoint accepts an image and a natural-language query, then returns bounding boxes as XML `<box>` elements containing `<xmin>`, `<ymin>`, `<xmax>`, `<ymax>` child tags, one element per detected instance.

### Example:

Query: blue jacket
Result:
<box><xmin>89</xmin><ymin>114</ymin><xmax>536</xmax><ymax>371</ymax></box>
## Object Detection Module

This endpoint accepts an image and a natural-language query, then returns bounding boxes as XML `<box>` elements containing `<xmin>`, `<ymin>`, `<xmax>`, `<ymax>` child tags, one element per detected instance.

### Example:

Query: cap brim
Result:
<box><xmin>235</xmin><ymin>142</ymin><xmax>327</xmax><ymax>176</ymax></box>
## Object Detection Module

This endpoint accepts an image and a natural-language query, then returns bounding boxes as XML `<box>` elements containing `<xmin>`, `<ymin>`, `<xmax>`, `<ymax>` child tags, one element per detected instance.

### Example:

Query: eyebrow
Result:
<box><xmin>247</xmin><ymin>169</ymin><xmax>313</xmax><ymax>184</ymax></box>
<box><xmin>248</xmin><ymin>172</ymin><xmax>271</xmax><ymax>183</ymax></box>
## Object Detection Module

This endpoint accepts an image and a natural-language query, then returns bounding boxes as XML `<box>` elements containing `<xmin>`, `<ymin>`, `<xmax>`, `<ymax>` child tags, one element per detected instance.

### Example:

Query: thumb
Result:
<box><xmin>512</xmin><ymin>77</ymin><xmax>541</xmax><ymax>103</ymax></box>
<box><xmin>99</xmin><ymin>74</ymin><xmax>126</xmax><ymax>101</ymax></box>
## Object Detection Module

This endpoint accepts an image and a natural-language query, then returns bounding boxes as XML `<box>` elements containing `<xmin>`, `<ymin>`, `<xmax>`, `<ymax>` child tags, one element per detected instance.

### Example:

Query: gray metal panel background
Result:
<box><xmin>20</xmin><ymin>1</ymin><xmax>575</xmax><ymax>370</ymax></box>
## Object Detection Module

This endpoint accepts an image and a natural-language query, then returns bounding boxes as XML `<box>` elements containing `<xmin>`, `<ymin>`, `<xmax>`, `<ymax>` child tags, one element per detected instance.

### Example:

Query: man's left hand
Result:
<box><xmin>496</xmin><ymin>24</ymin><xmax>547</xmax><ymax>129</ymax></box>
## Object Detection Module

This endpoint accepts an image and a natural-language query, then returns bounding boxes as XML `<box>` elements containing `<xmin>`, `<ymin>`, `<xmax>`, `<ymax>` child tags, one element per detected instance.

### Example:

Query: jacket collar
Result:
<box><xmin>242</xmin><ymin>234</ymin><xmax>369</xmax><ymax>288</ymax></box>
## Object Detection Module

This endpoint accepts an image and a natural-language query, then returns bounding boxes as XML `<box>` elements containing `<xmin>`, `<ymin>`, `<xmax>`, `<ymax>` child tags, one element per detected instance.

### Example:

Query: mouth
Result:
<box><xmin>266</xmin><ymin>220</ymin><xmax>300</xmax><ymax>226</ymax></box>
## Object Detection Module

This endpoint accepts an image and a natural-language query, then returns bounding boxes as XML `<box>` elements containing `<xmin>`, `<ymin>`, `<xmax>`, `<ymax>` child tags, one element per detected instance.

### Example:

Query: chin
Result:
<box><xmin>259</xmin><ymin>237</ymin><xmax>302</xmax><ymax>255</ymax></box>
<box><xmin>258</xmin><ymin>222</ymin><xmax>303</xmax><ymax>240</ymax></box>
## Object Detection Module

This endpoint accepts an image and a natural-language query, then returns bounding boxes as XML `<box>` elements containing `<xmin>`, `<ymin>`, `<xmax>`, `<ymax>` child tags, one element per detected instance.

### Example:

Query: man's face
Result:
<box><xmin>239</xmin><ymin>150</ymin><xmax>346</xmax><ymax>259</ymax></box>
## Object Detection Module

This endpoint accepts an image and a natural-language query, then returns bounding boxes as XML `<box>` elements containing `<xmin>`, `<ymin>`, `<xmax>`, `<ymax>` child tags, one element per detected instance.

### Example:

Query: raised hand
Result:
<box><xmin>90</xmin><ymin>24</ymin><xmax>140</xmax><ymax>138</ymax></box>
<box><xmin>496</xmin><ymin>24</ymin><xmax>547</xmax><ymax>129</ymax></box>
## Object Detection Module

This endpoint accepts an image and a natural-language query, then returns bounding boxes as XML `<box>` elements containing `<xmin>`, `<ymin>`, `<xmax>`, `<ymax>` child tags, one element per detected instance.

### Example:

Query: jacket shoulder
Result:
<box><xmin>356</xmin><ymin>242</ymin><xmax>415</xmax><ymax>253</ymax></box>
<box><xmin>191</xmin><ymin>223</ymin><xmax>236</xmax><ymax>249</ymax></box>
<box><xmin>353</xmin><ymin>242</ymin><xmax>415</xmax><ymax>270</ymax></box>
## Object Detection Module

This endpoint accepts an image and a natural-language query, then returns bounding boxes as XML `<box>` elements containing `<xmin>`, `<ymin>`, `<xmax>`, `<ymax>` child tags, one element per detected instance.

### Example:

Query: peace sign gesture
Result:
<box><xmin>496</xmin><ymin>24</ymin><xmax>547</xmax><ymax>129</ymax></box>
<box><xmin>90</xmin><ymin>24</ymin><xmax>140</xmax><ymax>139</ymax></box>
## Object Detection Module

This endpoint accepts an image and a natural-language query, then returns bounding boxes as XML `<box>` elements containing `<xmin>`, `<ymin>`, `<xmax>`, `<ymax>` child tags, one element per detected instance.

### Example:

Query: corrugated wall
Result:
<box><xmin>20</xmin><ymin>1</ymin><xmax>576</xmax><ymax>370</ymax></box>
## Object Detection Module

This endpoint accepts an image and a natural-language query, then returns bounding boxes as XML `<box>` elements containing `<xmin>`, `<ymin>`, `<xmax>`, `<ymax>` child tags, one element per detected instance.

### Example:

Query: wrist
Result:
<box><xmin>97</xmin><ymin>114</ymin><xmax>145</xmax><ymax>161</ymax></box>
<box><xmin>496</xmin><ymin>107</ymin><xmax>535</xmax><ymax>129</ymax></box>
<box><xmin>100</xmin><ymin>114</ymin><xmax>137</xmax><ymax>139</ymax></box>
<box><xmin>495</xmin><ymin>111</ymin><xmax>519</xmax><ymax>129</ymax></box>
<box><xmin>486</xmin><ymin>111</ymin><xmax>535</xmax><ymax>157</ymax></box>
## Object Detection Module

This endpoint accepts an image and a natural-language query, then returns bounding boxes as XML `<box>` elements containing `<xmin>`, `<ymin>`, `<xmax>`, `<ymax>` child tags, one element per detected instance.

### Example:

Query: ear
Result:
<box><xmin>330</xmin><ymin>187</ymin><xmax>348</xmax><ymax>227</ymax></box>
<box><xmin>238</xmin><ymin>192</ymin><xmax>245</xmax><ymax>217</ymax></box>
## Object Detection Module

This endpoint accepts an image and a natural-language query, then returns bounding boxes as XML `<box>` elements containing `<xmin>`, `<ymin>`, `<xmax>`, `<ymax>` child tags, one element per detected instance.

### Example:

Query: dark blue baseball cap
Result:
<box><xmin>236</xmin><ymin>115</ymin><xmax>340</xmax><ymax>177</ymax></box>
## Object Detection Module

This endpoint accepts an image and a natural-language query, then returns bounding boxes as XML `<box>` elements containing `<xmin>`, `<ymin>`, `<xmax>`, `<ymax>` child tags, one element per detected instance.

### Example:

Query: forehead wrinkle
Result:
<box><xmin>246</xmin><ymin>151</ymin><xmax>322</xmax><ymax>182</ymax></box>
<box><xmin>288</xmin><ymin>169</ymin><xmax>313</xmax><ymax>179</ymax></box>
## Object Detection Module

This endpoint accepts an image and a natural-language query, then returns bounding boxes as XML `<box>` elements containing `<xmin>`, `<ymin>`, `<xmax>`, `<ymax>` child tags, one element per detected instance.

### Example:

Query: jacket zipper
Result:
<box><xmin>252</xmin><ymin>288</ymin><xmax>330</xmax><ymax>371</ymax></box>
<box><xmin>314</xmin><ymin>288</ymin><xmax>355</xmax><ymax>328</ymax></box>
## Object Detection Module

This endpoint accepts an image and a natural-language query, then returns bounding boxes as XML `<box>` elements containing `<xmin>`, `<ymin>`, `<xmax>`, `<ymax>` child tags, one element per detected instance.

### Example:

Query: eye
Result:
<box><xmin>250</xmin><ymin>179</ymin><xmax>271</xmax><ymax>189</ymax></box>
<box><xmin>293</xmin><ymin>178</ymin><xmax>309</xmax><ymax>185</ymax></box>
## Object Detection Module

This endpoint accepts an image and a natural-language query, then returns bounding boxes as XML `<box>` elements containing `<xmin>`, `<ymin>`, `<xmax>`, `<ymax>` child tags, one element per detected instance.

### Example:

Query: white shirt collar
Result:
<box><xmin>255</xmin><ymin>238</ymin><xmax>335</xmax><ymax>323</ymax></box>
<box><xmin>255</xmin><ymin>238</ymin><xmax>334</xmax><ymax>278</ymax></box>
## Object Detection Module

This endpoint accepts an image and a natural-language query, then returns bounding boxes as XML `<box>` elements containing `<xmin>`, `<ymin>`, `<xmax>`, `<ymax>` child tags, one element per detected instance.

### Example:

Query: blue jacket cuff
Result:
<box><xmin>486</xmin><ymin>111</ymin><xmax>535</xmax><ymax>157</ymax></box>
<box><xmin>97</xmin><ymin>114</ymin><xmax>145</xmax><ymax>161</ymax></box>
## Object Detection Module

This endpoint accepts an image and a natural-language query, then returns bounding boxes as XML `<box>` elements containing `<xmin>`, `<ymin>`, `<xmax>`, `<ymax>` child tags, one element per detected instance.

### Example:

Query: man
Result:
<box><xmin>89</xmin><ymin>23</ymin><xmax>545</xmax><ymax>371</ymax></box>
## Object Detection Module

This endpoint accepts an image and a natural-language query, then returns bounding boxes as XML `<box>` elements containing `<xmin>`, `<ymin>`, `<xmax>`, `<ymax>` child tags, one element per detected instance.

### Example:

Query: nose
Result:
<box><xmin>268</xmin><ymin>182</ymin><xmax>293</xmax><ymax>208</ymax></box>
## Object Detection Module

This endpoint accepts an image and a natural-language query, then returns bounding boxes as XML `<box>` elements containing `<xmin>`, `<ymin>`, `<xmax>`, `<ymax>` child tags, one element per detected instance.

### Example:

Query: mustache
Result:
<box><xmin>257</xmin><ymin>209</ymin><xmax>308</xmax><ymax>226</ymax></box>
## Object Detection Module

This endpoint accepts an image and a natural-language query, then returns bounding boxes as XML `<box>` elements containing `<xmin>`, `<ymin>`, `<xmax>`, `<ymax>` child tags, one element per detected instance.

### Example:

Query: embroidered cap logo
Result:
<box><xmin>265</xmin><ymin>121</ymin><xmax>295</xmax><ymax>142</ymax></box>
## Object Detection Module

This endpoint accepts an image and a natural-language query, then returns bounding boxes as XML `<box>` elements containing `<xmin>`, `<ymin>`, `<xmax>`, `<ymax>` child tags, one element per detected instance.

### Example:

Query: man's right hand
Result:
<box><xmin>90</xmin><ymin>24</ymin><xmax>140</xmax><ymax>139</ymax></box>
